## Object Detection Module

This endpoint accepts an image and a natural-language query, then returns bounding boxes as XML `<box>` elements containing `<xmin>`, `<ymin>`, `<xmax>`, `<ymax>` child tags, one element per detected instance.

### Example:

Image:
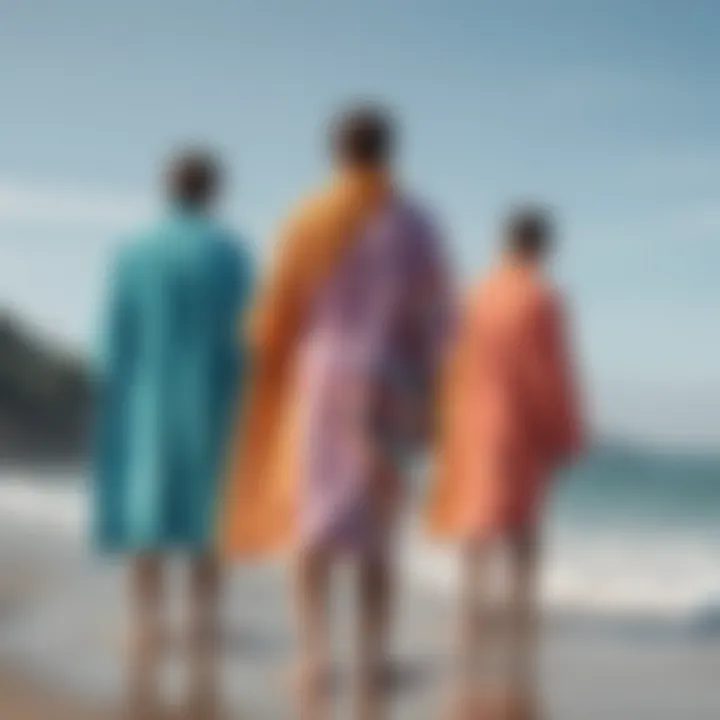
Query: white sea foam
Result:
<box><xmin>0</xmin><ymin>475</ymin><xmax>86</xmax><ymax>539</ymax></box>
<box><xmin>402</xmin><ymin>520</ymin><xmax>720</xmax><ymax>623</ymax></box>
<box><xmin>1</xmin><ymin>478</ymin><xmax>719</xmax><ymax>623</ymax></box>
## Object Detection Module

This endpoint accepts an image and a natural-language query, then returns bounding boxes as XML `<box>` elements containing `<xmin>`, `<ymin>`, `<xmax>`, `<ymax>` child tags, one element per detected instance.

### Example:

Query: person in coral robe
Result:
<box><xmin>426</xmin><ymin>208</ymin><xmax>583</xmax><ymax>714</ymax></box>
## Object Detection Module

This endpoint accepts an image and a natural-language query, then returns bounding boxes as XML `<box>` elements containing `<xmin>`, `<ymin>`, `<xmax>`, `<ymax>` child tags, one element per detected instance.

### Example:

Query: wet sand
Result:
<box><xmin>1</xmin><ymin>496</ymin><xmax>719</xmax><ymax>719</ymax></box>
<box><xmin>0</xmin><ymin>670</ymin><xmax>114</xmax><ymax>720</ymax></box>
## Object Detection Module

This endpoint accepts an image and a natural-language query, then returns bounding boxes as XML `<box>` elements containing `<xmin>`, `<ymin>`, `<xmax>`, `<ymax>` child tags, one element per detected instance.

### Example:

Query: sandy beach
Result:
<box><xmin>1</xmin><ymin>479</ymin><xmax>719</xmax><ymax>719</ymax></box>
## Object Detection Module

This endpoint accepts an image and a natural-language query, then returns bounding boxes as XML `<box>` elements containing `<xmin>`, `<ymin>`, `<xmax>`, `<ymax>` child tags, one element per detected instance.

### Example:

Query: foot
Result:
<box><xmin>289</xmin><ymin>657</ymin><xmax>335</xmax><ymax>699</ymax></box>
<box><xmin>476</xmin><ymin>685</ymin><xmax>539</xmax><ymax>720</ymax></box>
<box><xmin>123</xmin><ymin>690</ymin><xmax>164</xmax><ymax>720</ymax></box>
<box><xmin>355</xmin><ymin>657</ymin><xmax>397</xmax><ymax>693</ymax></box>
<box><xmin>501</xmin><ymin>688</ymin><xmax>540</xmax><ymax>720</ymax></box>
<box><xmin>443</xmin><ymin>679</ymin><xmax>481</xmax><ymax>720</ymax></box>
<box><xmin>182</xmin><ymin>690</ymin><xmax>221</xmax><ymax>720</ymax></box>
<box><xmin>288</xmin><ymin>658</ymin><xmax>334</xmax><ymax>720</ymax></box>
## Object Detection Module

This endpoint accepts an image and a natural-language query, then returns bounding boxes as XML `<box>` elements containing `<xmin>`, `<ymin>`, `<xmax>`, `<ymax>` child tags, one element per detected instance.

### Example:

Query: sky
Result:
<box><xmin>1</xmin><ymin>0</ymin><xmax>719</xmax><ymax>446</ymax></box>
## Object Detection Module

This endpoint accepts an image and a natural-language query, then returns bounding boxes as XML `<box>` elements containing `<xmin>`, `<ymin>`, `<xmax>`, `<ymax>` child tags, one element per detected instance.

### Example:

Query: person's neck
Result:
<box><xmin>334</xmin><ymin>162</ymin><xmax>392</xmax><ymax>192</ymax></box>
<box><xmin>501</xmin><ymin>251</ymin><xmax>542</xmax><ymax>274</ymax></box>
<box><xmin>170</xmin><ymin>199</ymin><xmax>210</xmax><ymax>217</ymax></box>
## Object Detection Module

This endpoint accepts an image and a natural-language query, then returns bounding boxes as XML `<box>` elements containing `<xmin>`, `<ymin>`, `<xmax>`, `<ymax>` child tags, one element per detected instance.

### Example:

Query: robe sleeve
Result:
<box><xmin>414</xmin><ymin>222</ymin><xmax>455</xmax><ymax>447</ymax></box>
<box><xmin>92</xmin><ymin>248</ymin><xmax>137</xmax><ymax>548</ymax></box>
<box><xmin>531</xmin><ymin>292</ymin><xmax>584</xmax><ymax>465</ymax></box>
<box><xmin>214</xmin><ymin>240</ymin><xmax>255</xmax><ymax>449</ymax></box>
<box><xmin>244</xmin><ymin>208</ymin><xmax>309</xmax><ymax>369</ymax></box>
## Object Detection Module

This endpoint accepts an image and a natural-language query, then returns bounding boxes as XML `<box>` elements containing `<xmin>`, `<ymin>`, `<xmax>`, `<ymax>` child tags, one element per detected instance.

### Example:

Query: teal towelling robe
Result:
<box><xmin>93</xmin><ymin>209</ymin><xmax>254</xmax><ymax>553</ymax></box>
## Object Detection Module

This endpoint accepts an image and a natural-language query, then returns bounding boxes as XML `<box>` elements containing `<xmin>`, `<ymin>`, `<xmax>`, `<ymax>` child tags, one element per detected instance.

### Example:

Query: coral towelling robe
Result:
<box><xmin>427</xmin><ymin>263</ymin><xmax>584</xmax><ymax>540</ymax></box>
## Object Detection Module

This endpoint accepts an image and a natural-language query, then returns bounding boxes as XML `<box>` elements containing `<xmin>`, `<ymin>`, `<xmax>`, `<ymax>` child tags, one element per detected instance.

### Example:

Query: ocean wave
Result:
<box><xmin>2</xmin><ymin>478</ymin><xmax>719</xmax><ymax>632</ymax></box>
<box><xmin>402</xmin><ymin>521</ymin><xmax>720</xmax><ymax>632</ymax></box>
<box><xmin>0</xmin><ymin>476</ymin><xmax>86</xmax><ymax>538</ymax></box>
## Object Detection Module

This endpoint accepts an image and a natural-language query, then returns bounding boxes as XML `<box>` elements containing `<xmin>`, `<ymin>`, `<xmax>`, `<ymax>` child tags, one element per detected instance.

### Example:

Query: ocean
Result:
<box><xmin>406</xmin><ymin>445</ymin><xmax>720</xmax><ymax>630</ymax></box>
<box><xmin>1</xmin><ymin>445</ymin><xmax>719</xmax><ymax>631</ymax></box>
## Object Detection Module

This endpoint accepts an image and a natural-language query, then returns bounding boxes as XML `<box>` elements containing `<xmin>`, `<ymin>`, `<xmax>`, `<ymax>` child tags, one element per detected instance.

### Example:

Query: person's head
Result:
<box><xmin>330</xmin><ymin>104</ymin><xmax>396</xmax><ymax>169</ymax></box>
<box><xmin>166</xmin><ymin>150</ymin><xmax>223</xmax><ymax>209</ymax></box>
<box><xmin>504</xmin><ymin>207</ymin><xmax>554</xmax><ymax>263</ymax></box>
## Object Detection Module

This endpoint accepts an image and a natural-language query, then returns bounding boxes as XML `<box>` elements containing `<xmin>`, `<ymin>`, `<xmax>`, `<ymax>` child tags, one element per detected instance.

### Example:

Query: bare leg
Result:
<box><xmin>460</xmin><ymin>541</ymin><xmax>498</xmax><ymax>676</ymax></box>
<box><xmin>357</xmin><ymin>552</ymin><xmax>393</xmax><ymax>682</ymax></box>
<box><xmin>293</xmin><ymin>546</ymin><xmax>332</xmax><ymax>717</ymax></box>
<box><xmin>447</xmin><ymin>540</ymin><xmax>493</xmax><ymax>719</ymax></box>
<box><xmin>127</xmin><ymin>555</ymin><xmax>163</xmax><ymax>716</ymax></box>
<box><xmin>353</xmin><ymin>552</ymin><xmax>393</xmax><ymax>720</ymax></box>
<box><xmin>187</xmin><ymin>555</ymin><xmax>221</xmax><ymax>718</ymax></box>
<box><xmin>507</xmin><ymin>529</ymin><xmax>540</xmax><ymax>708</ymax></box>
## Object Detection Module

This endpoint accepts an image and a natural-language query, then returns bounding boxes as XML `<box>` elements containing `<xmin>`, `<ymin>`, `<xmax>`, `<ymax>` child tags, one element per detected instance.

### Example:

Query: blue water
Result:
<box><xmin>541</xmin><ymin>445</ymin><xmax>720</xmax><ymax>624</ymax></box>
<box><xmin>1</xmin><ymin>444</ymin><xmax>719</xmax><ymax>626</ymax></box>
<box><xmin>553</xmin><ymin>445</ymin><xmax>720</xmax><ymax>536</ymax></box>
<box><xmin>406</xmin><ymin>444</ymin><xmax>720</xmax><ymax>627</ymax></box>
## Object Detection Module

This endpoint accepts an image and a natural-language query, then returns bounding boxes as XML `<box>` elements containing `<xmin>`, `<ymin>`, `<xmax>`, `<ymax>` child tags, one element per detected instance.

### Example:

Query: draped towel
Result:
<box><xmin>221</xmin><ymin>169</ymin><xmax>393</xmax><ymax>556</ymax></box>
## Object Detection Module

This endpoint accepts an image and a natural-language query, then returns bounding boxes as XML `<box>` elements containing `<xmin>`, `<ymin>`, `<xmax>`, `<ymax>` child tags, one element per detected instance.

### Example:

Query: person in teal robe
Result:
<box><xmin>92</xmin><ymin>151</ymin><xmax>253</xmax><ymax>711</ymax></box>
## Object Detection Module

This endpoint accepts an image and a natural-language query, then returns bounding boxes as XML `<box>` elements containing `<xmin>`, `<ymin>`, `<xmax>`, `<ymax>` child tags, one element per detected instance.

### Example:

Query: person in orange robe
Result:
<box><xmin>426</xmin><ymin>208</ymin><xmax>583</xmax><ymax>714</ymax></box>
<box><xmin>222</xmin><ymin>106</ymin><xmax>450</xmax><ymax>708</ymax></box>
<box><xmin>219</xmin><ymin>119</ymin><xmax>395</xmax><ymax>561</ymax></box>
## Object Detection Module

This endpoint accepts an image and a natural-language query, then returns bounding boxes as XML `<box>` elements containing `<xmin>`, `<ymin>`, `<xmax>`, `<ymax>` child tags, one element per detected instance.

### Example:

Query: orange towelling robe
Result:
<box><xmin>427</xmin><ymin>263</ymin><xmax>584</xmax><ymax>540</ymax></box>
<box><xmin>220</xmin><ymin>170</ymin><xmax>393</xmax><ymax>557</ymax></box>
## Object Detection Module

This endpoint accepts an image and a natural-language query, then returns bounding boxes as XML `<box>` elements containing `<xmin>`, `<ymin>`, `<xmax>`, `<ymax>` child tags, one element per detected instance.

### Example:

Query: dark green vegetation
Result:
<box><xmin>0</xmin><ymin>313</ymin><xmax>91</xmax><ymax>465</ymax></box>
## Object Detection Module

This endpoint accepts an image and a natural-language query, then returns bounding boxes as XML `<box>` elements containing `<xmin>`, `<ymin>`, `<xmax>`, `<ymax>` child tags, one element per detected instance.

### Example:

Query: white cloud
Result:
<box><xmin>591</xmin><ymin>381</ymin><xmax>720</xmax><ymax>450</ymax></box>
<box><xmin>0</xmin><ymin>178</ymin><xmax>152</xmax><ymax>231</ymax></box>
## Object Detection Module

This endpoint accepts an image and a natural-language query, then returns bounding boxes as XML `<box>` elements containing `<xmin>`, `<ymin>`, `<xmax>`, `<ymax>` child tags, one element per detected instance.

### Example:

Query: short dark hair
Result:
<box><xmin>505</xmin><ymin>207</ymin><xmax>554</xmax><ymax>259</ymax></box>
<box><xmin>167</xmin><ymin>150</ymin><xmax>223</xmax><ymax>207</ymax></box>
<box><xmin>331</xmin><ymin>105</ymin><xmax>396</xmax><ymax>166</ymax></box>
